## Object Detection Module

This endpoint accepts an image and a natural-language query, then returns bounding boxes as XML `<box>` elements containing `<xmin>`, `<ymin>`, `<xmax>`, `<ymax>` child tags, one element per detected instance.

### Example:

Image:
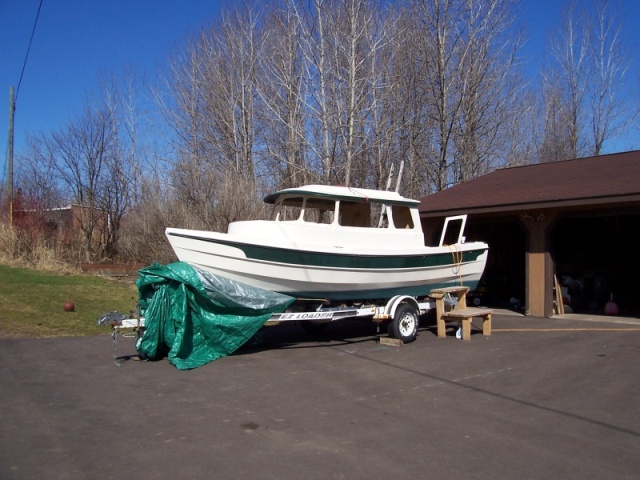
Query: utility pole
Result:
<box><xmin>7</xmin><ymin>86</ymin><xmax>15</xmax><ymax>226</ymax></box>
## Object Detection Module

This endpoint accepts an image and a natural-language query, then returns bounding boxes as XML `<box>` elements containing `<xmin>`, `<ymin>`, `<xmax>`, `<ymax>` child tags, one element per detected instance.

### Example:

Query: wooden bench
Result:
<box><xmin>429</xmin><ymin>286</ymin><xmax>492</xmax><ymax>341</ymax></box>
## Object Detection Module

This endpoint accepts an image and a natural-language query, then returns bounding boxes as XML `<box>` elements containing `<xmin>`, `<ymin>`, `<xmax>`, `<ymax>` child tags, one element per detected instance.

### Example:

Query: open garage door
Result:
<box><xmin>552</xmin><ymin>212</ymin><xmax>640</xmax><ymax>315</ymax></box>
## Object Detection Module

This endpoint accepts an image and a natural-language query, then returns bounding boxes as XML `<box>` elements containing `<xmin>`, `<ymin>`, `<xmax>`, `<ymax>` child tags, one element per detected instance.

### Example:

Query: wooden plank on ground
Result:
<box><xmin>378</xmin><ymin>337</ymin><xmax>404</xmax><ymax>347</ymax></box>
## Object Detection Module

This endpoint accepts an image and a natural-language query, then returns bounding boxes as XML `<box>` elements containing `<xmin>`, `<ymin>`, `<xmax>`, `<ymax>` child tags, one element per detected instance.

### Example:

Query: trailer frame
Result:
<box><xmin>100</xmin><ymin>293</ymin><xmax>440</xmax><ymax>367</ymax></box>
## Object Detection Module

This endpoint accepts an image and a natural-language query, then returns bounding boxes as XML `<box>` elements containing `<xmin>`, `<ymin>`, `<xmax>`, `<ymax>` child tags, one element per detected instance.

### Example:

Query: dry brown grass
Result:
<box><xmin>0</xmin><ymin>223</ymin><xmax>78</xmax><ymax>273</ymax></box>
<box><xmin>0</xmin><ymin>222</ymin><xmax>18</xmax><ymax>264</ymax></box>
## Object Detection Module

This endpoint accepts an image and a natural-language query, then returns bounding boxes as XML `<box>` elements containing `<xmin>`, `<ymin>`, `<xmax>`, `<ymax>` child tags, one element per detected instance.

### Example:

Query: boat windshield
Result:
<box><xmin>273</xmin><ymin>196</ymin><xmax>336</xmax><ymax>224</ymax></box>
<box><xmin>273</xmin><ymin>195</ymin><xmax>416</xmax><ymax>229</ymax></box>
<box><xmin>274</xmin><ymin>196</ymin><xmax>304</xmax><ymax>221</ymax></box>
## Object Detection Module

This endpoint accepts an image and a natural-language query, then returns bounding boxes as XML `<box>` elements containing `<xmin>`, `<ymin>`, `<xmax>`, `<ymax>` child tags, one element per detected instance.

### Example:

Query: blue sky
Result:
<box><xmin>1</xmin><ymin>0</ymin><xmax>222</xmax><ymax>177</ymax></box>
<box><xmin>2</xmin><ymin>0</ymin><xmax>639</xmax><ymax>185</ymax></box>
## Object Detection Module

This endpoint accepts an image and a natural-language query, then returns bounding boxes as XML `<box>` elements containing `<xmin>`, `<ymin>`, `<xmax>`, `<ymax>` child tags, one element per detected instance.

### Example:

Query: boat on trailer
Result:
<box><xmin>165</xmin><ymin>185</ymin><xmax>488</xmax><ymax>302</ymax></box>
<box><xmin>102</xmin><ymin>193</ymin><xmax>489</xmax><ymax>360</ymax></box>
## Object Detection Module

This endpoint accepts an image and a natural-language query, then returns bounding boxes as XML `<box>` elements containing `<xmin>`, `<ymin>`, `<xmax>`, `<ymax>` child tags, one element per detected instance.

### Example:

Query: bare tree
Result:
<box><xmin>17</xmin><ymin>73</ymin><xmax>142</xmax><ymax>264</ymax></box>
<box><xmin>412</xmin><ymin>0</ymin><xmax>465</xmax><ymax>191</ymax></box>
<box><xmin>359</xmin><ymin>7</ymin><xmax>404</xmax><ymax>192</ymax></box>
<box><xmin>540</xmin><ymin>79</ymin><xmax>576</xmax><ymax>162</ymax></box>
<box><xmin>196</xmin><ymin>5</ymin><xmax>262</xmax><ymax>177</ymax></box>
<box><xmin>168</xmin><ymin>17</ymin><xmax>239</xmax><ymax>173</ymax></box>
<box><xmin>589</xmin><ymin>0</ymin><xmax>628</xmax><ymax>155</ymax></box>
<box><xmin>343</xmin><ymin>1</ymin><xmax>400</xmax><ymax>190</ymax></box>
<box><xmin>551</xmin><ymin>1</ymin><xmax>590</xmax><ymax>159</ymax></box>
<box><xmin>330</xmin><ymin>0</ymin><xmax>379</xmax><ymax>185</ymax></box>
<box><xmin>541</xmin><ymin>0</ymin><xmax>630</xmax><ymax>160</ymax></box>
<box><xmin>410</xmin><ymin>0</ymin><xmax>524</xmax><ymax>190</ymax></box>
<box><xmin>453</xmin><ymin>0</ymin><xmax>523</xmax><ymax>181</ymax></box>
<box><xmin>12</xmin><ymin>142</ymin><xmax>68</xmax><ymax>263</ymax></box>
<box><xmin>386</xmin><ymin>9</ymin><xmax>437</xmax><ymax>198</ymax></box>
<box><xmin>130</xmin><ymin>0</ymin><xmax>541</xmax><ymax>253</ymax></box>
<box><xmin>161</xmin><ymin>4</ymin><xmax>267</xmax><ymax>233</ymax></box>
<box><xmin>257</xmin><ymin>2</ymin><xmax>310</xmax><ymax>189</ymax></box>
<box><xmin>289</xmin><ymin>0</ymin><xmax>341</xmax><ymax>183</ymax></box>
<box><xmin>99</xmin><ymin>70</ymin><xmax>146</xmax><ymax>259</ymax></box>
<box><xmin>17</xmin><ymin>139</ymin><xmax>66</xmax><ymax>211</ymax></box>
<box><xmin>503</xmin><ymin>87</ymin><xmax>542</xmax><ymax>167</ymax></box>
<box><xmin>50</xmin><ymin>105</ymin><xmax>115</xmax><ymax>262</ymax></box>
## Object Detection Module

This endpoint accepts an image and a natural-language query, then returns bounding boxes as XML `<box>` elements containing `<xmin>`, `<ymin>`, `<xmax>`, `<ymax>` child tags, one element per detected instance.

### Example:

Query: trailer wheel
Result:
<box><xmin>387</xmin><ymin>303</ymin><xmax>418</xmax><ymax>343</ymax></box>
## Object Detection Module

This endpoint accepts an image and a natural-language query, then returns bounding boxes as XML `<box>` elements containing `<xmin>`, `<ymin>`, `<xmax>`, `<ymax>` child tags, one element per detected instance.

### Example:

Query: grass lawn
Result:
<box><xmin>0</xmin><ymin>265</ymin><xmax>139</xmax><ymax>338</ymax></box>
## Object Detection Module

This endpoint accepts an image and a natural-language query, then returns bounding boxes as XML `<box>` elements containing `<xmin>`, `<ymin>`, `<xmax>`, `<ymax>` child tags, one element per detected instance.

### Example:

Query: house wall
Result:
<box><xmin>14</xmin><ymin>204</ymin><xmax>109</xmax><ymax>255</ymax></box>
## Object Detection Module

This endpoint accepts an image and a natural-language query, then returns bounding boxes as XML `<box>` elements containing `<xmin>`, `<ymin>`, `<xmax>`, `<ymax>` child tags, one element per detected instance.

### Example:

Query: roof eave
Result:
<box><xmin>419</xmin><ymin>193</ymin><xmax>640</xmax><ymax>218</ymax></box>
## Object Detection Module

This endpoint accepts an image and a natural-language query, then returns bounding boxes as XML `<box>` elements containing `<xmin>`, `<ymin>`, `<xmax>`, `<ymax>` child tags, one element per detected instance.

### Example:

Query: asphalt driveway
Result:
<box><xmin>1</xmin><ymin>313</ymin><xmax>639</xmax><ymax>480</ymax></box>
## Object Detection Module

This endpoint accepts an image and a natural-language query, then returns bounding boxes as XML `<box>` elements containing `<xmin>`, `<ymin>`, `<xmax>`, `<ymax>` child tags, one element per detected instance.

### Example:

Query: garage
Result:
<box><xmin>419</xmin><ymin>150</ymin><xmax>640</xmax><ymax>317</ymax></box>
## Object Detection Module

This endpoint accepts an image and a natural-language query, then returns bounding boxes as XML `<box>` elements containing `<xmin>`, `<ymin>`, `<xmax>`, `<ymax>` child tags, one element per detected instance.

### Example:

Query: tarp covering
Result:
<box><xmin>135</xmin><ymin>262</ymin><xmax>295</xmax><ymax>370</ymax></box>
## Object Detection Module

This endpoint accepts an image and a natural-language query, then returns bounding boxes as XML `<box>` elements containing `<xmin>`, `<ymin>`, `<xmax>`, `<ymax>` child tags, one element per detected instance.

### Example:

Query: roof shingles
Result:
<box><xmin>419</xmin><ymin>150</ymin><xmax>640</xmax><ymax>215</ymax></box>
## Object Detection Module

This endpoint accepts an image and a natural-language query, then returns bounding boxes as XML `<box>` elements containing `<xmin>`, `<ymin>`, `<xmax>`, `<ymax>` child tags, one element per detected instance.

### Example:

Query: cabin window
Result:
<box><xmin>275</xmin><ymin>197</ymin><xmax>304</xmax><ymax>221</ymax></box>
<box><xmin>338</xmin><ymin>201</ymin><xmax>371</xmax><ymax>227</ymax></box>
<box><xmin>390</xmin><ymin>205</ymin><xmax>414</xmax><ymax>229</ymax></box>
<box><xmin>304</xmin><ymin>208</ymin><xmax>333</xmax><ymax>225</ymax></box>
<box><xmin>301</xmin><ymin>198</ymin><xmax>336</xmax><ymax>224</ymax></box>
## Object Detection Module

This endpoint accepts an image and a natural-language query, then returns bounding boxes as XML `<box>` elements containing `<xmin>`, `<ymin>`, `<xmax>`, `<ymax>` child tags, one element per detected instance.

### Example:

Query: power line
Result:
<box><xmin>16</xmin><ymin>0</ymin><xmax>45</xmax><ymax>103</ymax></box>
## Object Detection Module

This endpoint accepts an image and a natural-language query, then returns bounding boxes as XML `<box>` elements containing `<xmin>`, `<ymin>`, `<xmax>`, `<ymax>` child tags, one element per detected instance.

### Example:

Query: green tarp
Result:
<box><xmin>135</xmin><ymin>262</ymin><xmax>295</xmax><ymax>370</ymax></box>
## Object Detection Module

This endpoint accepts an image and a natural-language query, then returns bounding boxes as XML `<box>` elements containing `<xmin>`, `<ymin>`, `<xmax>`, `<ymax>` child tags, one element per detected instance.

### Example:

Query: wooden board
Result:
<box><xmin>553</xmin><ymin>274</ymin><xmax>565</xmax><ymax>315</ymax></box>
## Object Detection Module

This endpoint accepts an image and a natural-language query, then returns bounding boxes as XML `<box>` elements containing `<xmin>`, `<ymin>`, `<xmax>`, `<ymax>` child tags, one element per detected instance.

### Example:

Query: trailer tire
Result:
<box><xmin>387</xmin><ymin>303</ymin><xmax>418</xmax><ymax>343</ymax></box>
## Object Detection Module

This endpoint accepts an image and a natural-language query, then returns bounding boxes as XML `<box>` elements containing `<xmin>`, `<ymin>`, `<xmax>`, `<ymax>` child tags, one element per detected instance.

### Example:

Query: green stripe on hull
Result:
<box><xmin>291</xmin><ymin>280</ymin><xmax>481</xmax><ymax>301</ymax></box>
<box><xmin>169</xmin><ymin>232</ymin><xmax>486</xmax><ymax>269</ymax></box>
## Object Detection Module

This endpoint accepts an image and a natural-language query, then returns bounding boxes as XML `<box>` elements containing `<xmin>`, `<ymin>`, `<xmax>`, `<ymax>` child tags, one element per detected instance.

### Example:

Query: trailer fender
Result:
<box><xmin>383</xmin><ymin>295</ymin><xmax>420</xmax><ymax>318</ymax></box>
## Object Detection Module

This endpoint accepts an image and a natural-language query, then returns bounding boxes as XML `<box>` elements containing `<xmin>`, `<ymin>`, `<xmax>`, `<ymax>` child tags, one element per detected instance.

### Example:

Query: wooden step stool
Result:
<box><xmin>429</xmin><ymin>286</ymin><xmax>492</xmax><ymax>341</ymax></box>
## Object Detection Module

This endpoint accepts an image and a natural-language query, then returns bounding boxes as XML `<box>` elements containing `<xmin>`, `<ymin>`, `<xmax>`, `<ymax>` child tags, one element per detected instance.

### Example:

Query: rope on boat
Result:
<box><xmin>449</xmin><ymin>244</ymin><xmax>464</xmax><ymax>285</ymax></box>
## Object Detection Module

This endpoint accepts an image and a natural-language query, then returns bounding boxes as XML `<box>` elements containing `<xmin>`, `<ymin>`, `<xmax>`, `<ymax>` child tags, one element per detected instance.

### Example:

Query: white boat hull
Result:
<box><xmin>166</xmin><ymin>228</ymin><xmax>488</xmax><ymax>300</ymax></box>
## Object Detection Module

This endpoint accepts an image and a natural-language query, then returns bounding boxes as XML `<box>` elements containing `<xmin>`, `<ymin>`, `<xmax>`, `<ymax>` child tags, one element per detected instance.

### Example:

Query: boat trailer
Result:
<box><xmin>99</xmin><ymin>295</ymin><xmax>437</xmax><ymax>367</ymax></box>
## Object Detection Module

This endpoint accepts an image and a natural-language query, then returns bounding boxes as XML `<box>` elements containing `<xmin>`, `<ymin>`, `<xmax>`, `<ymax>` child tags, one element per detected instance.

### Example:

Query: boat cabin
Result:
<box><xmin>267</xmin><ymin>185</ymin><xmax>419</xmax><ymax>231</ymax></box>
